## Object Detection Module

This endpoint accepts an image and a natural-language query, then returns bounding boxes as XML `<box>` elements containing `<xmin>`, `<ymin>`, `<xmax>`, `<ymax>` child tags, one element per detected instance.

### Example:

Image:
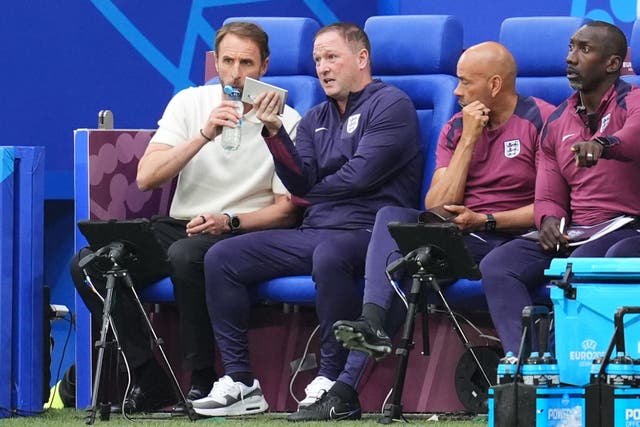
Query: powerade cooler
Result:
<box><xmin>546</xmin><ymin>258</ymin><xmax>640</xmax><ymax>387</ymax></box>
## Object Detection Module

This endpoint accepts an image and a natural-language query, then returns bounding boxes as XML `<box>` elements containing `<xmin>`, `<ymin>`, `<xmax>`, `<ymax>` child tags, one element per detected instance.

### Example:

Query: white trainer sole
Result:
<box><xmin>193</xmin><ymin>395</ymin><xmax>269</xmax><ymax>417</ymax></box>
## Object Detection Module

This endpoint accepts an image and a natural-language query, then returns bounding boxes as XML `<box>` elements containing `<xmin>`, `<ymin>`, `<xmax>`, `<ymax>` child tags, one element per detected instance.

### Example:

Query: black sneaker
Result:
<box><xmin>287</xmin><ymin>389</ymin><xmax>361</xmax><ymax>422</ymax></box>
<box><xmin>333</xmin><ymin>317</ymin><xmax>392</xmax><ymax>361</ymax></box>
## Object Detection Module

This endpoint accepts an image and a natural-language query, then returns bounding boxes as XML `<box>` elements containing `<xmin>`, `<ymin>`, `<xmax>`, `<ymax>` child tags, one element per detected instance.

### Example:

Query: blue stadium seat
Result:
<box><xmin>622</xmin><ymin>19</ymin><xmax>640</xmax><ymax>86</ymax></box>
<box><xmin>500</xmin><ymin>16</ymin><xmax>589</xmax><ymax>106</ymax></box>
<box><xmin>366</xmin><ymin>14</ymin><xmax>461</xmax><ymax>192</ymax></box>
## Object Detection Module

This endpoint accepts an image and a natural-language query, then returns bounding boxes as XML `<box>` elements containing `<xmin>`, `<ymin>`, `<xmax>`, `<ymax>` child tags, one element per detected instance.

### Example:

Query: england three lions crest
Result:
<box><xmin>504</xmin><ymin>139</ymin><xmax>521</xmax><ymax>158</ymax></box>
<box><xmin>346</xmin><ymin>114</ymin><xmax>361</xmax><ymax>134</ymax></box>
<box><xmin>600</xmin><ymin>113</ymin><xmax>611</xmax><ymax>133</ymax></box>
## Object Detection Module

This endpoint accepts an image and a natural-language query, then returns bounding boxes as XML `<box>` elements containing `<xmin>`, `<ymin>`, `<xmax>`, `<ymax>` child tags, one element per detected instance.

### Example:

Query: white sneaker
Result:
<box><xmin>192</xmin><ymin>375</ymin><xmax>269</xmax><ymax>417</ymax></box>
<box><xmin>298</xmin><ymin>376</ymin><xmax>335</xmax><ymax>408</ymax></box>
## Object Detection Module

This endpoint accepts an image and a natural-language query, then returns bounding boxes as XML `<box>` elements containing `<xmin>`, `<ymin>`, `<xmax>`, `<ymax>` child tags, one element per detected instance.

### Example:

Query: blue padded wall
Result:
<box><xmin>0</xmin><ymin>147</ymin><xmax>15</xmax><ymax>418</ymax></box>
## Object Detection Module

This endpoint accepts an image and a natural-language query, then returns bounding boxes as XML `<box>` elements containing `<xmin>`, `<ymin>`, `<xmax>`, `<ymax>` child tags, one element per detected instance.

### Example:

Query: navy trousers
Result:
<box><xmin>203</xmin><ymin>227</ymin><xmax>371</xmax><ymax>381</ymax></box>
<box><xmin>480</xmin><ymin>228</ymin><xmax>640</xmax><ymax>354</ymax></box>
<box><xmin>338</xmin><ymin>206</ymin><xmax>514</xmax><ymax>388</ymax></box>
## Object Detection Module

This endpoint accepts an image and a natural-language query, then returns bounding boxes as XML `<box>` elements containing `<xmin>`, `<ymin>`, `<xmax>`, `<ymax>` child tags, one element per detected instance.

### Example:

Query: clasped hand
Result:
<box><xmin>186</xmin><ymin>213</ymin><xmax>229</xmax><ymax>236</ymax></box>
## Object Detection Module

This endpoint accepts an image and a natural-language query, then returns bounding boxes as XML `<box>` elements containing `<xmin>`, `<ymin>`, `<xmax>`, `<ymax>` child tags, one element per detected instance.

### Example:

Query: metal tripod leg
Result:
<box><xmin>120</xmin><ymin>272</ymin><xmax>197</xmax><ymax>421</ymax></box>
<box><xmin>86</xmin><ymin>272</ymin><xmax>120</xmax><ymax>425</ymax></box>
<box><xmin>379</xmin><ymin>271</ymin><xmax>494</xmax><ymax>424</ymax></box>
<box><xmin>379</xmin><ymin>270</ymin><xmax>429</xmax><ymax>424</ymax></box>
<box><xmin>431</xmin><ymin>280</ymin><xmax>492</xmax><ymax>387</ymax></box>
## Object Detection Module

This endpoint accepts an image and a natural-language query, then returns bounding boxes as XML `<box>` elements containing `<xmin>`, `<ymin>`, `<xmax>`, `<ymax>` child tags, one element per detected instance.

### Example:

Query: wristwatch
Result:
<box><xmin>484</xmin><ymin>213</ymin><xmax>497</xmax><ymax>232</ymax></box>
<box><xmin>224</xmin><ymin>213</ymin><xmax>241</xmax><ymax>234</ymax></box>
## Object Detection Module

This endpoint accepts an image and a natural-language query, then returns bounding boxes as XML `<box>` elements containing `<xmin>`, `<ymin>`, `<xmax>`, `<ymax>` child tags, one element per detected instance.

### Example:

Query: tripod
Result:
<box><xmin>79</xmin><ymin>242</ymin><xmax>197</xmax><ymax>424</ymax></box>
<box><xmin>379</xmin><ymin>226</ymin><xmax>493</xmax><ymax>424</ymax></box>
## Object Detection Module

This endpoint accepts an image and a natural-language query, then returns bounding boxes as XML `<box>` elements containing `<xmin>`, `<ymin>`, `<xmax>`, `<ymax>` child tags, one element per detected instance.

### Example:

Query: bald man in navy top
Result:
<box><xmin>481</xmin><ymin>21</ymin><xmax>640</xmax><ymax>354</ymax></box>
<box><xmin>301</xmin><ymin>41</ymin><xmax>555</xmax><ymax>422</ymax></box>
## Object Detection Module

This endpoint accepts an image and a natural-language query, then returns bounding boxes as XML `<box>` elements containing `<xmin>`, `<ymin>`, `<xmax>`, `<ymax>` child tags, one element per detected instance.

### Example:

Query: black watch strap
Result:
<box><xmin>484</xmin><ymin>213</ymin><xmax>496</xmax><ymax>232</ymax></box>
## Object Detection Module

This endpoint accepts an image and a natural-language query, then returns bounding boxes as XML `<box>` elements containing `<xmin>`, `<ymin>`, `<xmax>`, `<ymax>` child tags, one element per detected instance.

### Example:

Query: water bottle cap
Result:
<box><xmin>223</xmin><ymin>85</ymin><xmax>241</xmax><ymax>97</ymax></box>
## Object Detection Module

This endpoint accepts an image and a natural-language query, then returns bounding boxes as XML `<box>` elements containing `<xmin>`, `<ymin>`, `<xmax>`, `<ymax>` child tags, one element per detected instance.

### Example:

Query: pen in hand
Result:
<box><xmin>557</xmin><ymin>217</ymin><xmax>566</xmax><ymax>252</ymax></box>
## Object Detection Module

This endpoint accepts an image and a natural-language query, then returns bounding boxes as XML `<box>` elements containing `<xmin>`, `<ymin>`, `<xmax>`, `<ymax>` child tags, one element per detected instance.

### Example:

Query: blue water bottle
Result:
<box><xmin>522</xmin><ymin>351</ymin><xmax>543</xmax><ymax>386</ymax></box>
<box><xmin>497</xmin><ymin>351</ymin><xmax>519</xmax><ymax>384</ymax></box>
<box><xmin>606</xmin><ymin>353</ymin><xmax>635</xmax><ymax>387</ymax></box>
<box><xmin>522</xmin><ymin>351</ymin><xmax>558</xmax><ymax>387</ymax></box>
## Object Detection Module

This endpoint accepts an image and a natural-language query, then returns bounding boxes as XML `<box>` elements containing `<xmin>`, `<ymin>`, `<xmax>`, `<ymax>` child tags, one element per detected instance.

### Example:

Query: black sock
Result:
<box><xmin>362</xmin><ymin>303</ymin><xmax>386</xmax><ymax>328</ymax></box>
<box><xmin>331</xmin><ymin>380</ymin><xmax>358</xmax><ymax>402</ymax></box>
<box><xmin>228</xmin><ymin>372</ymin><xmax>254</xmax><ymax>387</ymax></box>
<box><xmin>191</xmin><ymin>367</ymin><xmax>216</xmax><ymax>390</ymax></box>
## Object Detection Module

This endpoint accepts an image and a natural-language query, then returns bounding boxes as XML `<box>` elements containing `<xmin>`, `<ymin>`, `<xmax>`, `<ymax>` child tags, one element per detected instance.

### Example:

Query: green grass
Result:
<box><xmin>1</xmin><ymin>409</ymin><xmax>488</xmax><ymax>426</ymax></box>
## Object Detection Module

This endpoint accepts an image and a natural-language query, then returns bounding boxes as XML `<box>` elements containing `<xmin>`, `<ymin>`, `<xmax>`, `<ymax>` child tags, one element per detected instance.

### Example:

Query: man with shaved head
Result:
<box><xmin>481</xmin><ymin>21</ymin><xmax>640</xmax><ymax>355</ymax></box>
<box><xmin>288</xmin><ymin>41</ymin><xmax>554</xmax><ymax>421</ymax></box>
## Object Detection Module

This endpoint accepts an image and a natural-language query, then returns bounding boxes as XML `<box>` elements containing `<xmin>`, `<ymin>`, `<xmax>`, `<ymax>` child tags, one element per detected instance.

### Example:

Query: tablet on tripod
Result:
<box><xmin>387</xmin><ymin>222</ymin><xmax>481</xmax><ymax>280</ymax></box>
<box><xmin>77</xmin><ymin>218</ymin><xmax>170</xmax><ymax>278</ymax></box>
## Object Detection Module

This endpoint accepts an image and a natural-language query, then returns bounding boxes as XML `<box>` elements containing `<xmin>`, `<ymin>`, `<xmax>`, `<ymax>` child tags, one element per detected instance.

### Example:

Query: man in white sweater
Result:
<box><xmin>70</xmin><ymin>21</ymin><xmax>301</xmax><ymax>413</ymax></box>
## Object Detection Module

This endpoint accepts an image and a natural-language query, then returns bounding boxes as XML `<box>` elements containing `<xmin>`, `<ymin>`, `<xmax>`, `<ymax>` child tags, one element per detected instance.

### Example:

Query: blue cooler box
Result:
<box><xmin>546</xmin><ymin>258</ymin><xmax>640</xmax><ymax>386</ymax></box>
<box><xmin>585</xmin><ymin>384</ymin><xmax>640</xmax><ymax>427</ymax></box>
<box><xmin>608</xmin><ymin>388</ymin><xmax>640</xmax><ymax>427</ymax></box>
<box><xmin>489</xmin><ymin>385</ymin><xmax>584</xmax><ymax>427</ymax></box>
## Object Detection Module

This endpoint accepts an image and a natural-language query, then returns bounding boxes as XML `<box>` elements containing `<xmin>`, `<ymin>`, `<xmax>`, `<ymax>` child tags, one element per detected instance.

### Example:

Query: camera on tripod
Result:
<box><xmin>78</xmin><ymin>241</ymin><xmax>139</xmax><ymax>273</ymax></box>
<box><xmin>75</xmin><ymin>218</ymin><xmax>195</xmax><ymax>424</ymax></box>
<box><xmin>380</xmin><ymin>222</ymin><xmax>493</xmax><ymax>423</ymax></box>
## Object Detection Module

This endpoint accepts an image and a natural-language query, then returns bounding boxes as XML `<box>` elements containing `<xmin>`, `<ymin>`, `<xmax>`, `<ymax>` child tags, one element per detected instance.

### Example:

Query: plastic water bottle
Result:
<box><xmin>497</xmin><ymin>351</ymin><xmax>519</xmax><ymax>384</ymax></box>
<box><xmin>221</xmin><ymin>85</ymin><xmax>242</xmax><ymax>151</ymax></box>
<box><xmin>522</xmin><ymin>351</ymin><xmax>558</xmax><ymax>386</ymax></box>
<box><xmin>605</xmin><ymin>352</ymin><xmax>635</xmax><ymax>387</ymax></box>
<box><xmin>541</xmin><ymin>351</ymin><xmax>560</xmax><ymax>386</ymax></box>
